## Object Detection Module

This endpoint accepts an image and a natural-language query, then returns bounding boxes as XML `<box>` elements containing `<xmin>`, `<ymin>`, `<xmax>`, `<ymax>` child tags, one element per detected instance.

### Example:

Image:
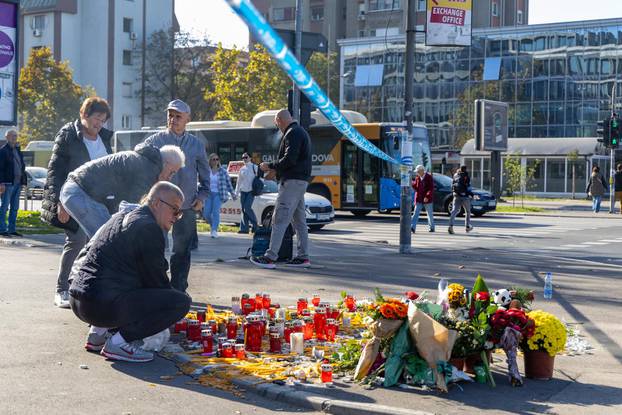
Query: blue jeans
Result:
<box><xmin>0</xmin><ymin>184</ymin><xmax>21</xmax><ymax>233</ymax></box>
<box><xmin>240</xmin><ymin>191</ymin><xmax>257</xmax><ymax>232</ymax></box>
<box><xmin>592</xmin><ymin>195</ymin><xmax>602</xmax><ymax>212</ymax></box>
<box><xmin>170</xmin><ymin>208</ymin><xmax>196</xmax><ymax>293</ymax></box>
<box><xmin>203</xmin><ymin>192</ymin><xmax>222</xmax><ymax>230</ymax></box>
<box><xmin>59</xmin><ymin>179</ymin><xmax>111</xmax><ymax>238</ymax></box>
<box><xmin>411</xmin><ymin>202</ymin><xmax>435</xmax><ymax>232</ymax></box>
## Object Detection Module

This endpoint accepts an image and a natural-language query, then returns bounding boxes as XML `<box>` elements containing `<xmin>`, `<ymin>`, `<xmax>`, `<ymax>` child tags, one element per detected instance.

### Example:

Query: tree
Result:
<box><xmin>142</xmin><ymin>29</ymin><xmax>215</xmax><ymax>126</ymax></box>
<box><xmin>17</xmin><ymin>47</ymin><xmax>91</xmax><ymax>145</ymax></box>
<box><xmin>504</xmin><ymin>153</ymin><xmax>522</xmax><ymax>207</ymax></box>
<box><xmin>206</xmin><ymin>44</ymin><xmax>288</xmax><ymax>121</ymax></box>
<box><xmin>306</xmin><ymin>51</ymin><xmax>340</xmax><ymax>105</ymax></box>
<box><xmin>567</xmin><ymin>149</ymin><xmax>580</xmax><ymax>199</ymax></box>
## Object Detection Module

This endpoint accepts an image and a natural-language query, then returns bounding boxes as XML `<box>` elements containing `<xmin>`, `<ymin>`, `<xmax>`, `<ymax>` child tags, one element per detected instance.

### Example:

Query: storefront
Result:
<box><xmin>460</xmin><ymin>137</ymin><xmax>610</xmax><ymax>196</ymax></box>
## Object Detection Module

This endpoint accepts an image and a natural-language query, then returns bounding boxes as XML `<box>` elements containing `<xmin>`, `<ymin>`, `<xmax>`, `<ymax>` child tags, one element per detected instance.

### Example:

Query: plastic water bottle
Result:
<box><xmin>543</xmin><ymin>272</ymin><xmax>553</xmax><ymax>299</ymax></box>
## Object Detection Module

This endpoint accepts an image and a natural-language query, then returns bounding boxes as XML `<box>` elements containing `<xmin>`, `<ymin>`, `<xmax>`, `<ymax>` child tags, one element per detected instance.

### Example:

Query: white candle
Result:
<box><xmin>290</xmin><ymin>332</ymin><xmax>304</xmax><ymax>355</ymax></box>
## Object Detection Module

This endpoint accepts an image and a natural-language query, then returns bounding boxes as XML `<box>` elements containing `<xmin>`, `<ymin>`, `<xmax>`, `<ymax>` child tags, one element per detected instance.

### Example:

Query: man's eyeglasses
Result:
<box><xmin>242</xmin><ymin>156</ymin><xmax>249</xmax><ymax>160</ymax></box>
<box><xmin>159</xmin><ymin>198</ymin><xmax>183</xmax><ymax>219</ymax></box>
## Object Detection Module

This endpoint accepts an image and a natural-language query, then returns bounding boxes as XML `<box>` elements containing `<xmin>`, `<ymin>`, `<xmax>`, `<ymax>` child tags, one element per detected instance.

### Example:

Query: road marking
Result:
<box><xmin>581</xmin><ymin>242</ymin><xmax>609</xmax><ymax>245</ymax></box>
<box><xmin>560</xmin><ymin>244</ymin><xmax>586</xmax><ymax>248</ymax></box>
<box><xmin>599</xmin><ymin>239</ymin><xmax>622</xmax><ymax>243</ymax></box>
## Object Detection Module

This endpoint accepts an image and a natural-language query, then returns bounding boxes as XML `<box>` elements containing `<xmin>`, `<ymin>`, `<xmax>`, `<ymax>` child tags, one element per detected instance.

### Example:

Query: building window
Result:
<box><xmin>358</xmin><ymin>30</ymin><xmax>366</xmax><ymax>38</ymax></box>
<box><xmin>368</xmin><ymin>0</ymin><xmax>400</xmax><ymax>12</ymax></box>
<box><xmin>272</xmin><ymin>7</ymin><xmax>295</xmax><ymax>21</ymax></box>
<box><xmin>123</xmin><ymin>50</ymin><xmax>132</xmax><ymax>65</ymax></box>
<box><xmin>121</xmin><ymin>115</ymin><xmax>132</xmax><ymax>129</ymax></box>
<box><xmin>122</xmin><ymin>82</ymin><xmax>132</xmax><ymax>98</ymax></box>
<box><xmin>491</xmin><ymin>2</ymin><xmax>499</xmax><ymax>17</ymax></box>
<box><xmin>31</xmin><ymin>15</ymin><xmax>45</xmax><ymax>30</ymax></box>
<box><xmin>311</xmin><ymin>6</ymin><xmax>324</xmax><ymax>21</ymax></box>
<box><xmin>123</xmin><ymin>18</ymin><xmax>133</xmax><ymax>33</ymax></box>
<box><xmin>517</xmin><ymin>10</ymin><xmax>523</xmax><ymax>24</ymax></box>
<box><xmin>417</xmin><ymin>0</ymin><xmax>426</xmax><ymax>11</ymax></box>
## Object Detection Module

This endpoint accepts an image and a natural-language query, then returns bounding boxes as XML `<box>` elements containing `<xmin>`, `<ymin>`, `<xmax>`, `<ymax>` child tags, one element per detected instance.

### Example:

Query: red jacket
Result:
<box><xmin>412</xmin><ymin>172</ymin><xmax>434</xmax><ymax>204</ymax></box>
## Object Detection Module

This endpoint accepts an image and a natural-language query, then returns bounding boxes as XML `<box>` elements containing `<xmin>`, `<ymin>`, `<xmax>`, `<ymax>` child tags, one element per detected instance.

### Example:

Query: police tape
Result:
<box><xmin>225</xmin><ymin>0</ymin><xmax>401</xmax><ymax>165</ymax></box>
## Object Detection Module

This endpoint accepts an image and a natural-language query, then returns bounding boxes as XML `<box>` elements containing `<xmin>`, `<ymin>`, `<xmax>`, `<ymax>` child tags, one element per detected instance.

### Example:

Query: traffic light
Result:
<box><xmin>610</xmin><ymin>114</ymin><xmax>620</xmax><ymax>148</ymax></box>
<box><xmin>597</xmin><ymin>116</ymin><xmax>611</xmax><ymax>147</ymax></box>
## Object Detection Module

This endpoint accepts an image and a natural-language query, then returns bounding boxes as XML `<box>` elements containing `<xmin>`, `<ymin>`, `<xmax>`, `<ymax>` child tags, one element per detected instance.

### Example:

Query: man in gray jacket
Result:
<box><xmin>60</xmin><ymin>144</ymin><xmax>184</xmax><ymax>238</ymax></box>
<box><xmin>141</xmin><ymin>100</ymin><xmax>211</xmax><ymax>292</ymax></box>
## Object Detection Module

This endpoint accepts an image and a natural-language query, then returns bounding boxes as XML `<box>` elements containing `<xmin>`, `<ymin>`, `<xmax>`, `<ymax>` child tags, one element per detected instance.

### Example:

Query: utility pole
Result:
<box><xmin>399</xmin><ymin>0</ymin><xmax>416</xmax><ymax>254</ymax></box>
<box><xmin>292</xmin><ymin>0</ymin><xmax>303</xmax><ymax>119</ymax></box>
<box><xmin>609</xmin><ymin>82</ymin><xmax>617</xmax><ymax>213</ymax></box>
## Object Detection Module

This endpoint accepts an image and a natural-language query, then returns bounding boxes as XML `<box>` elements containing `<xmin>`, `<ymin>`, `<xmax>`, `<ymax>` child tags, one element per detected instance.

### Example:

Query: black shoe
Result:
<box><xmin>249</xmin><ymin>255</ymin><xmax>276</xmax><ymax>269</ymax></box>
<box><xmin>411</xmin><ymin>227</ymin><xmax>416</xmax><ymax>234</ymax></box>
<box><xmin>428</xmin><ymin>228</ymin><xmax>435</xmax><ymax>233</ymax></box>
<box><xmin>9</xmin><ymin>232</ymin><xmax>23</xmax><ymax>237</ymax></box>
<box><xmin>284</xmin><ymin>257</ymin><xmax>311</xmax><ymax>268</ymax></box>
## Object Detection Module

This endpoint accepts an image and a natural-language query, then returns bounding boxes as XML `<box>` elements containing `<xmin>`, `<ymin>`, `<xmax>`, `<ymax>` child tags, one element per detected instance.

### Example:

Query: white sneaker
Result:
<box><xmin>210</xmin><ymin>229</ymin><xmax>218</xmax><ymax>238</ymax></box>
<box><xmin>54</xmin><ymin>291</ymin><xmax>70</xmax><ymax>309</ymax></box>
<box><xmin>100</xmin><ymin>338</ymin><xmax>154</xmax><ymax>362</ymax></box>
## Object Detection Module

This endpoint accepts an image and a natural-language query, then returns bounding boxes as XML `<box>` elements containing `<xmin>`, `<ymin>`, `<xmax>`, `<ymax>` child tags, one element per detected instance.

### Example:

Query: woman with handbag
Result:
<box><xmin>203</xmin><ymin>153</ymin><xmax>236</xmax><ymax>238</ymax></box>
<box><xmin>41</xmin><ymin>97</ymin><xmax>113</xmax><ymax>308</ymax></box>
<box><xmin>586</xmin><ymin>165</ymin><xmax>608</xmax><ymax>213</ymax></box>
<box><xmin>235</xmin><ymin>152</ymin><xmax>260</xmax><ymax>234</ymax></box>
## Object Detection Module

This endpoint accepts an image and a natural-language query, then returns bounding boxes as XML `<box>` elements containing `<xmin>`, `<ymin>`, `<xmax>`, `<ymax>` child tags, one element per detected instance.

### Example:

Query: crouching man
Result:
<box><xmin>69</xmin><ymin>182</ymin><xmax>191</xmax><ymax>362</ymax></box>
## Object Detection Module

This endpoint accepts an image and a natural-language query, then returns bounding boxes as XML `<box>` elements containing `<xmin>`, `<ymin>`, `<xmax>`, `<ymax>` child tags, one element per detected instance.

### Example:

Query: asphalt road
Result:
<box><xmin>1</xmin><ymin>211</ymin><xmax>621</xmax><ymax>414</ymax></box>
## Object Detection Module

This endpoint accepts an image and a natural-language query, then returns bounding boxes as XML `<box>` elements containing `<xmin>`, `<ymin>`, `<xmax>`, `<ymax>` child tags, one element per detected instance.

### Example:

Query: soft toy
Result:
<box><xmin>493</xmin><ymin>289</ymin><xmax>512</xmax><ymax>308</ymax></box>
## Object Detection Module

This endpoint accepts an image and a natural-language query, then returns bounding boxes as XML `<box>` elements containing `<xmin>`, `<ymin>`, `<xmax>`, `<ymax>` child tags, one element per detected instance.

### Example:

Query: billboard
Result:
<box><xmin>475</xmin><ymin>100</ymin><xmax>508</xmax><ymax>152</ymax></box>
<box><xmin>425</xmin><ymin>0</ymin><xmax>473</xmax><ymax>47</ymax></box>
<box><xmin>0</xmin><ymin>0</ymin><xmax>18</xmax><ymax>126</ymax></box>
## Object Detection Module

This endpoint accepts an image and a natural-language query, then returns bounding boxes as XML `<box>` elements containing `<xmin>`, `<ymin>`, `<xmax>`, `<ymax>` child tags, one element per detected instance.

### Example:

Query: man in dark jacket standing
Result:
<box><xmin>615</xmin><ymin>163</ymin><xmax>622</xmax><ymax>214</ymax></box>
<box><xmin>41</xmin><ymin>97</ymin><xmax>114</xmax><ymax>308</ymax></box>
<box><xmin>410</xmin><ymin>165</ymin><xmax>435</xmax><ymax>233</ymax></box>
<box><xmin>0</xmin><ymin>129</ymin><xmax>27</xmax><ymax>237</ymax></box>
<box><xmin>69</xmin><ymin>182</ymin><xmax>191</xmax><ymax>362</ymax></box>
<box><xmin>59</xmin><ymin>144</ymin><xmax>184</xmax><ymax>238</ymax></box>
<box><xmin>251</xmin><ymin>109</ymin><xmax>312</xmax><ymax>269</ymax></box>
<box><xmin>448</xmin><ymin>165</ymin><xmax>474</xmax><ymax>234</ymax></box>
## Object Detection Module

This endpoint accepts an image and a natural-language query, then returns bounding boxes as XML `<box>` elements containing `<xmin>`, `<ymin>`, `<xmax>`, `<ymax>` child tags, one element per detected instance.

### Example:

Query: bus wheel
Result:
<box><xmin>350</xmin><ymin>210</ymin><xmax>370</xmax><ymax>217</ymax></box>
<box><xmin>261</xmin><ymin>207</ymin><xmax>274</xmax><ymax>227</ymax></box>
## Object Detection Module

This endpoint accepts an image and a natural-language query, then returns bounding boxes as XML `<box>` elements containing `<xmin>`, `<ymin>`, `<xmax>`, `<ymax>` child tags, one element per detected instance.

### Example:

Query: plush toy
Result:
<box><xmin>493</xmin><ymin>289</ymin><xmax>512</xmax><ymax>308</ymax></box>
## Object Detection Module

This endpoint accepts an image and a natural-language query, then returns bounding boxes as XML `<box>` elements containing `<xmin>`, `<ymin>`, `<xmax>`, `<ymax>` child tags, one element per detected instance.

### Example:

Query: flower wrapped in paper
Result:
<box><xmin>353</xmin><ymin>318</ymin><xmax>403</xmax><ymax>380</ymax></box>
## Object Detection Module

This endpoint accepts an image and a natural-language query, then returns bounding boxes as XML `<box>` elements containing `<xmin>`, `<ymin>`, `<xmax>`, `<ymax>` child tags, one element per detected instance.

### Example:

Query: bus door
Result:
<box><xmin>217</xmin><ymin>142</ymin><xmax>246</xmax><ymax>166</ymax></box>
<box><xmin>340</xmin><ymin>141</ymin><xmax>379</xmax><ymax>209</ymax></box>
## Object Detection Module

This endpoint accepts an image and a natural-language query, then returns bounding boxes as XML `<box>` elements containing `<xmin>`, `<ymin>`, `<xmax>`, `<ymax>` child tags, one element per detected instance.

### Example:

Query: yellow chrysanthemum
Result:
<box><xmin>526</xmin><ymin>310</ymin><xmax>567</xmax><ymax>356</ymax></box>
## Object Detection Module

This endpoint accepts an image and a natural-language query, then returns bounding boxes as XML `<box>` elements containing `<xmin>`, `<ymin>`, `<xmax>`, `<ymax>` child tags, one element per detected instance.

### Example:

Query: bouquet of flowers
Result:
<box><xmin>524</xmin><ymin>310</ymin><xmax>567</xmax><ymax>356</ymax></box>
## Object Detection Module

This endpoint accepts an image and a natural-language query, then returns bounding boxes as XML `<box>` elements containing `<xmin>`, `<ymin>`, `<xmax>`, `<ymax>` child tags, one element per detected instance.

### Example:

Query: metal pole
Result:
<box><xmin>610</xmin><ymin>82</ymin><xmax>617</xmax><ymax>213</ymax></box>
<box><xmin>399</xmin><ymin>0</ymin><xmax>416</xmax><ymax>254</ymax></box>
<box><xmin>293</xmin><ymin>0</ymin><xmax>303</xmax><ymax>119</ymax></box>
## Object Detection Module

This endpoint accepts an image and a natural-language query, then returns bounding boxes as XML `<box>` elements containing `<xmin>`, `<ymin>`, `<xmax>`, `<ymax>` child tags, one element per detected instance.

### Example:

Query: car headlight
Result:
<box><xmin>472</xmin><ymin>194</ymin><xmax>481</xmax><ymax>200</ymax></box>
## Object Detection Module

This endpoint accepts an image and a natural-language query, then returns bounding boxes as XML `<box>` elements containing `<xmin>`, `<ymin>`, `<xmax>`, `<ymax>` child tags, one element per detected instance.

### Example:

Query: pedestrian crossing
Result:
<box><xmin>549</xmin><ymin>237</ymin><xmax>622</xmax><ymax>250</ymax></box>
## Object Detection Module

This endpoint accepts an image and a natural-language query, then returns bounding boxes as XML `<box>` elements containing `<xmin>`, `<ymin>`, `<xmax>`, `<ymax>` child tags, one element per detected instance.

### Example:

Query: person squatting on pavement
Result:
<box><xmin>69</xmin><ymin>182</ymin><xmax>191</xmax><ymax>362</ymax></box>
<box><xmin>615</xmin><ymin>164</ymin><xmax>622</xmax><ymax>214</ymax></box>
<box><xmin>410</xmin><ymin>164</ymin><xmax>435</xmax><ymax>234</ymax></box>
<box><xmin>586</xmin><ymin>165</ymin><xmax>608</xmax><ymax>213</ymax></box>
<box><xmin>41</xmin><ymin>97</ymin><xmax>114</xmax><ymax>309</ymax></box>
<box><xmin>250</xmin><ymin>109</ymin><xmax>312</xmax><ymax>269</ymax></box>
<box><xmin>0</xmin><ymin>129</ymin><xmax>26</xmax><ymax>238</ymax></box>
<box><xmin>235</xmin><ymin>152</ymin><xmax>259</xmax><ymax>234</ymax></box>
<box><xmin>202</xmin><ymin>152</ymin><xmax>236</xmax><ymax>238</ymax></box>
<box><xmin>448</xmin><ymin>165</ymin><xmax>474</xmax><ymax>234</ymax></box>
<box><xmin>142</xmin><ymin>99</ymin><xmax>211</xmax><ymax>293</ymax></box>
<box><xmin>59</xmin><ymin>144</ymin><xmax>184</xmax><ymax>238</ymax></box>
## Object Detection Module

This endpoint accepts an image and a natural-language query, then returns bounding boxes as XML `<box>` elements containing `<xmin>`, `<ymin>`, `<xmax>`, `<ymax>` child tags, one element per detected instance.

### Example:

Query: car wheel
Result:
<box><xmin>377</xmin><ymin>209</ymin><xmax>393</xmax><ymax>214</ymax></box>
<box><xmin>350</xmin><ymin>210</ymin><xmax>370</xmax><ymax>217</ymax></box>
<box><xmin>309</xmin><ymin>225</ymin><xmax>324</xmax><ymax>232</ymax></box>
<box><xmin>445</xmin><ymin>199</ymin><xmax>465</xmax><ymax>217</ymax></box>
<box><xmin>261</xmin><ymin>207</ymin><xmax>274</xmax><ymax>228</ymax></box>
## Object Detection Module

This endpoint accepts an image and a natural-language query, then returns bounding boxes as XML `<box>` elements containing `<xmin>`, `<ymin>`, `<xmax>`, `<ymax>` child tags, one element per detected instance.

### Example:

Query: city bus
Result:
<box><xmin>114</xmin><ymin>110</ymin><xmax>431</xmax><ymax>216</ymax></box>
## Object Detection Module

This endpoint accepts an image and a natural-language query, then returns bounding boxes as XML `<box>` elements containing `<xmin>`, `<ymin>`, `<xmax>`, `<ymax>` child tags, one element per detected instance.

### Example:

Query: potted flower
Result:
<box><xmin>521</xmin><ymin>310</ymin><xmax>567</xmax><ymax>380</ymax></box>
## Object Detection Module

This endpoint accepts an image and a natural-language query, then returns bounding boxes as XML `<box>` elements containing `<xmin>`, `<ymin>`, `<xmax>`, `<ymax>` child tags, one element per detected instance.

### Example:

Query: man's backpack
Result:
<box><xmin>251</xmin><ymin>165</ymin><xmax>264</xmax><ymax>196</ymax></box>
<box><xmin>452</xmin><ymin>173</ymin><xmax>468</xmax><ymax>195</ymax></box>
<box><xmin>248</xmin><ymin>223</ymin><xmax>293</xmax><ymax>262</ymax></box>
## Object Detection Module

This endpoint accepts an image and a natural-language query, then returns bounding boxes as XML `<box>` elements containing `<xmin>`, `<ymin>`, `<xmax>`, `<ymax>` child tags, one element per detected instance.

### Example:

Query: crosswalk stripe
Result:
<box><xmin>582</xmin><ymin>242</ymin><xmax>609</xmax><ymax>245</ymax></box>
<box><xmin>599</xmin><ymin>239</ymin><xmax>622</xmax><ymax>243</ymax></box>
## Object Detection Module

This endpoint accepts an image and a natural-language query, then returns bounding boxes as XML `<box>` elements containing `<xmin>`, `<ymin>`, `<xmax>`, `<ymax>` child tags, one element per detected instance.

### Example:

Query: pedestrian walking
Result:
<box><xmin>410</xmin><ymin>164</ymin><xmax>435</xmax><ymax>233</ymax></box>
<box><xmin>250</xmin><ymin>109</ymin><xmax>312</xmax><ymax>269</ymax></box>
<box><xmin>41</xmin><ymin>97</ymin><xmax>114</xmax><ymax>309</ymax></box>
<box><xmin>202</xmin><ymin>153</ymin><xmax>236</xmax><ymax>238</ymax></box>
<box><xmin>236</xmin><ymin>152</ymin><xmax>259</xmax><ymax>234</ymax></box>
<box><xmin>614</xmin><ymin>163</ymin><xmax>622</xmax><ymax>214</ymax></box>
<box><xmin>0</xmin><ymin>129</ymin><xmax>27</xmax><ymax>238</ymax></box>
<box><xmin>586</xmin><ymin>165</ymin><xmax>608</xmax><ymax>213</ymax></box>
<box><xmin>68</xmin><ymin>182</ymin><xmax>191</xmax><ymax>362</ymax></box>
<box><xmin>59</xmin><ymin>144</ymin><xmax>184</xmax><ymax>237</ymax></box>
<box><xmin>141</xmin><ymin>100</ymin><xmax>211</xmax><ymax>293</ymax></box>
<box><xmin>448</xmin><ymin>165</ymin><xmax>474</xmax><ymax>234</ymax></box>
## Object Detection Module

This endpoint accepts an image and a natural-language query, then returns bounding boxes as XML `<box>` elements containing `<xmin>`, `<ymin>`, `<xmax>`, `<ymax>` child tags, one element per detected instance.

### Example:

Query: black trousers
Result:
<box><xmin>170</xmin><ymin>208</ymin><xmax>196</xmax><ymax>292</ymax></box>
<box><xmin>70</xmin><ymin>288</ymin><xmax>191</xmax><ymax>342</ymax></box>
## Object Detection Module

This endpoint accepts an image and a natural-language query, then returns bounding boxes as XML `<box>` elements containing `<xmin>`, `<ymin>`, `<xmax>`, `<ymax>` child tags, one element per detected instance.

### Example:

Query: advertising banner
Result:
<box><xmin>475</xmin><ymin>99</ymin><xmax>508</xmax><ymax>152</ymax></box>
<box><xmin>425</xmin><ymin>0</ymin><xmax>472</xmax><ymax>47</ymax></box>
<box><xmin>0</xmin><ymin>0</ymin><xmax>18</xmax><ymax>125</ymax></box>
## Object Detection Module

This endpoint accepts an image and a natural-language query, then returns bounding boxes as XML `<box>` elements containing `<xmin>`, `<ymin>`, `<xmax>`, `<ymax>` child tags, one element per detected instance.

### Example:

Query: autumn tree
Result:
<box><xmin>18</xmin><ymin>47</ymin><xmax>90</xmax><ymax>145</ymax></box>
<box><xmin>142</xmin><ymin>29</ymin><xmax>215</xmax><ymax>126</ymax></box>
<box><xmin>306</xmin><ymin>51</ymin><xmax>340</xmax><ymax>105</ymax></box>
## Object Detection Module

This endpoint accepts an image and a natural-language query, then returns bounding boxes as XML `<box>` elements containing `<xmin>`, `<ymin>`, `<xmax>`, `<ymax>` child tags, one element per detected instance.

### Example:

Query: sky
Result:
<box><xmin>175</xmin><ymin>0</ymin><xmax>622</xmax><ymax>49</ymax></box>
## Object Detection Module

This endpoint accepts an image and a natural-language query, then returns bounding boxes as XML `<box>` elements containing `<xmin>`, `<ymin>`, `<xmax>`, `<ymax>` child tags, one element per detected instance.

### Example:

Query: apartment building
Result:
<box><xmin>253</xmin><ymin>0</ymin><xmax>529</xmax><ymax>51</ymax></box>
<box><xmin>19</xmin><ymin>0</ymin><xmax>176</xmax><ymax>131</ymax></box>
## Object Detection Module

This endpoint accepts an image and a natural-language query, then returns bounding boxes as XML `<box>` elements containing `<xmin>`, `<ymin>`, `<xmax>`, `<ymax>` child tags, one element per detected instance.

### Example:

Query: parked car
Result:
<box><xmin>220</xmin><ymin>176</ymin><xmax>335</xmax><ymax>231</ymax></box>
<box><xmin>432</xmin><ymin>174</ymin><xmax>497</xmax><ymax>217</ymax></box>
<box><xmin>25</xmin><ymin>166</ymin><xmax>47</xmax><ymax>200</ymax></box>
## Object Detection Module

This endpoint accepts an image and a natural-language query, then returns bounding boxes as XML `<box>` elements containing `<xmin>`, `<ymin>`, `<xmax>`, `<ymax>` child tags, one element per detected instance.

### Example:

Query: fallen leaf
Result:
<box><xmin>79</xmin><ymin>364</ymin><xmax>89</xmax><ymax>370</ymax></box>
<box><xmin>160</xmin><ymin>375</ymin><xmax>174</xmax><ymax>381</ymax></box>
<box><xmin>458</xmin><ymin>265</ymin><xmax>465</xmax><ymax>269</ymax></box>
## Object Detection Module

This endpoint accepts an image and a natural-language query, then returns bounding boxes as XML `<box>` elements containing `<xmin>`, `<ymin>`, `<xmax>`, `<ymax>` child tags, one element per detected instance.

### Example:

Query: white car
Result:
<box><xmin>219</xmin><ymin>177</ymin><xmax>335</xmax><ymax>231</ymax></box>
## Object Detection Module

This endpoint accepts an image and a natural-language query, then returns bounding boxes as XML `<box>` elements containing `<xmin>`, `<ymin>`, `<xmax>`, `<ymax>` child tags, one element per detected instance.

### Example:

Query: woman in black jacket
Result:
<box><xmin>42</xmin><ymin>97</ymin><xmax>113</xmax><ymax>309</ymax></box>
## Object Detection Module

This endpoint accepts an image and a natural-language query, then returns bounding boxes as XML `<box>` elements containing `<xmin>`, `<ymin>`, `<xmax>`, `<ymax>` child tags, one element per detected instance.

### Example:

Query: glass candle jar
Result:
<box><xmin>235</xmin><ymin>343</ymin><xmax>246</xmax><ymax>360</ymax></box>
<box><xmin>297</xmin><ymin>298</ymin><xmax>308</xmax><ymax>314</ymax></box>
<box><xmin>221</xmin><ymin>342</ymin><xmax>234</xmax><ymax>358</ymax></box>
<box><xmin>325</xmin><ymin>318</ymin><xmax>337</xmax><ymax>342</ymax></box>
<box><xmin>226</xmin><ymin>317</ymin><xmax>238</xmax><ymax>340</ymax></box>
<box><xmin>311</xmin><ymin>294</ymin><xmax>321</xmax><ymax>307</ymax></box>
<box><xmin>187</xmin><ymin>319</ymin><xmax>201</xmax><ymax>341</ymax></box>
<box><xmin>255</xmin><ymin>293</ymin><xmax>263</xmax><ymax>310</ymax></box>
<box><xmin>269</xmin><ymin>332</ymin><xmax>282</xmax><ymax>353</ymax></box>
<box><xmin>321</xmin><ymin>363</ymin><xmax>333</xmax><ymax>383</ymax></box>
<box><xmin>303</xmin><ymin>317</ymin><xmax>314</xmax><ymax>341</ymax></box>
<box><xmin>313</xmin><ymin>308</ymin><xmax>327</xmax><ymax>341</ymax></box>
<box><xmin>201</xmin><ymin>329</ymin><xmax>214</xmax><ymax>354</ymax></box>
<box><xmin>344</xmin><ymin>295</ymin><xmax>356</xmax><ymax>312</ymax></box>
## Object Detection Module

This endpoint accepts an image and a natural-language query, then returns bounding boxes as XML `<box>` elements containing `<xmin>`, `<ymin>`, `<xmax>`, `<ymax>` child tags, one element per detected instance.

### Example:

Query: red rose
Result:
<box><xmin>405</xmin><ymin>291</ymin><xmax>419</xmax><ymax>300</ymax></box>
<box><xmin>475</xmin><ymin>291</ymin><xmax>490</xmax><ymax>302</ymax></box>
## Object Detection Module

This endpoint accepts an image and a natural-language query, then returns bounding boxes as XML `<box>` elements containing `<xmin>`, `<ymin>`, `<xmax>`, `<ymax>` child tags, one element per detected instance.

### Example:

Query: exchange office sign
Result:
<box><xmin>0</xmin><ymin>0</ymin><xmax>18</xmax><ymax>126</ymax></box>
<box><xmin>425</xmin><ymin>0</ymin><xmax>473</xmax><ymax>47</ymax></box>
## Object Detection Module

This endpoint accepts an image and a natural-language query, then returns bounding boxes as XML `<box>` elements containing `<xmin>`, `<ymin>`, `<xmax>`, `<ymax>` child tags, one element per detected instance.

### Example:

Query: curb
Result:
<box><xmin>168</xmin><ymin>352</ymin><xmax>432</xmax><ymax>415</ymax></box>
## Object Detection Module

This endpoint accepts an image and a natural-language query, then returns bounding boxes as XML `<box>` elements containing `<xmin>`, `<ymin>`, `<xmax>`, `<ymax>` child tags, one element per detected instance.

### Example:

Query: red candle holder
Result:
<box><xmin>235</xmin><ymin>343</ymin><xmax>246</xmax><ymax>359</ymax></box>
<box><xmin>297</xmin><ymin>298</ymin><xmax>308</xmax><ymax>314</ymax></box>
<box><xmin>311</xmin><ymin>294</ymin><xmax>321</xmax><ymax>307</ymax></box>
<box><xmin>201</xmin><ymin>329</ymin><xmax>213</xmax><ymax>354</ymax></box>
<box><xmin>321</xmin><ymin>363</ymin><xmax>333</xmax><ymax>383</ymax></box>
<box><xmin>314</xmin><ymin>308</ymin><xmax>327</xmax><ymax>341</ymax></box>
<box><xmin>303</xmin><ymin>317</ymin><xmax>314</xmax><ymax>340</ymax></box>
<box><xmin>226</xmin><ymin>317</ymin><xmax>238</xmax><ymax>340</ymax></box>
<box><xmin>269</xmin><ymin>332</ymin><xmax>282</xmax><ymax>353</ymax></box>
<box><xmin>255</xmin><ymin>293</ymin><xmax>263</xmax><ymax>310</ymax></box>
<box><xmin>325</xmin><ymin>319</ymin><xmax>337</xmax><ymax>342</ymax></box>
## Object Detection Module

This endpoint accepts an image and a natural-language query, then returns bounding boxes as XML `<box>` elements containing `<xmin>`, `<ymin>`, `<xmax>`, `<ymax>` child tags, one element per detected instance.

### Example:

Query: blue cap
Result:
<box><xmin>166</xmin><ymin>99</ymin><xmax>191</xmax><ymax>114</ymax></box>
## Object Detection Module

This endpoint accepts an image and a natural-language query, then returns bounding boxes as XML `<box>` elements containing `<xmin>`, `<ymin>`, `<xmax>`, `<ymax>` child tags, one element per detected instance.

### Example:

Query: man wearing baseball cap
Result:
<box><xmin>140</xmin><ymin>99</ymin><xmax>210</xmax><ymax>292</ymax></box>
